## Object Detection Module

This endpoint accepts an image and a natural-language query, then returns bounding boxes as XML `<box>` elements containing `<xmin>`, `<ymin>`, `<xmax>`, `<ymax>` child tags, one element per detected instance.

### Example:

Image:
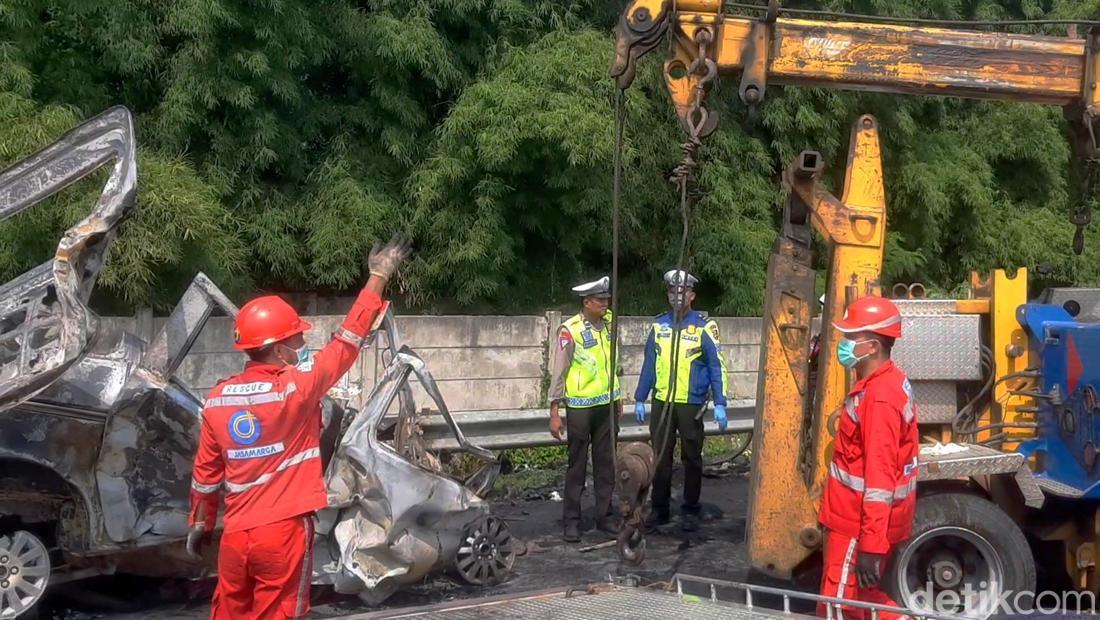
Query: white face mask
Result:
<box><xmin>668</xmin><ymin>288</ymin><xmax>691</xmax><ymax>312</ymax></box>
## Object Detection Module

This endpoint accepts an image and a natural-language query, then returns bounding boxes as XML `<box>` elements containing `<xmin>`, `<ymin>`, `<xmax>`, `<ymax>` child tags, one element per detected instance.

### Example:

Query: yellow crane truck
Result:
<box><xmin>613</xmin><ymin>1</ymin><xmax>1100</xmax><ymax>615</ymax></box>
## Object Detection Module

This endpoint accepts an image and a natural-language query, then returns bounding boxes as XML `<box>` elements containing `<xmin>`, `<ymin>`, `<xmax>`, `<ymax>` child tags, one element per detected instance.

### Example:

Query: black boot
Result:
<box><xmin>681</xmin><ymin>512</ymin><xmax>699</xmax><ymax>532</ymax></box>
<box><xmin>645</xmin><ymin>509</ymin><xmax>670</xmax><ymax>532</ymax></box>
<box><xmin>563</xmin><ymin>522</ymin><xmax>581</xmax><ymax>542</ymax></box>
<box><xmin>597</xmin><ymin>517</ymin><xmax>621</xmax><ymax>536</ymax></box>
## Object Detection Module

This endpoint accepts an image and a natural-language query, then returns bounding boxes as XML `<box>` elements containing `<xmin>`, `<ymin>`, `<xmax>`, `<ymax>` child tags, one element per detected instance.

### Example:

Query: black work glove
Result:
<box><xmin>856</xmin><ymin>551</ymin><xmax>883</xmax><ymax>589</ymax></box>
<box><xmin>186</xmin><ymin>523</ymin><xmax>209</xmax><ymax>559</ymax></box>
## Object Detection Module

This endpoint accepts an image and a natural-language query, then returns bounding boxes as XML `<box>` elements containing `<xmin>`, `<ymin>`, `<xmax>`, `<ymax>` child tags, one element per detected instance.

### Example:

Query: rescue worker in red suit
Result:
<box><xmin>817</xmin><ymin>295</ymin><xmax>919</xmax><ymax>620</ymax></box>
<box><xmin>185</xmin><ymin>236</ymin><xmax>412</xmax><ymax>620</ymax></box>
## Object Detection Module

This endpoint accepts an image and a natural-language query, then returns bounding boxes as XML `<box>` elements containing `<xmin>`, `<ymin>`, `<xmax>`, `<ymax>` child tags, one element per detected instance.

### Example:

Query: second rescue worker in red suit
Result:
<box><xmin>185</xmin><ymin>237</ymin><xmax>412</xmax><ymax>620</ymax></box>
<box><xmin>817</xmin><ymin>295</ymin><xmax>919</xmax><ymax>620</ymax></box>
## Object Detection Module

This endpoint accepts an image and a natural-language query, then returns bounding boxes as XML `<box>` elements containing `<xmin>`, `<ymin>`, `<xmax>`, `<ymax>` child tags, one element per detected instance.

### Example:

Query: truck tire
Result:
<box><xmin>884</xmin><ymin>492</ymin><xmax>1035</xmax><ymax>619</ymax></box>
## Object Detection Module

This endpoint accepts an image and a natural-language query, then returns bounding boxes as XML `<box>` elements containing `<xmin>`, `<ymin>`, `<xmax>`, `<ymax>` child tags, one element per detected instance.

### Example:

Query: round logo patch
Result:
<box><xmin>229</xmin><ymin>409</ymin><xmax>261</xmax><ymax>445</ymax></box>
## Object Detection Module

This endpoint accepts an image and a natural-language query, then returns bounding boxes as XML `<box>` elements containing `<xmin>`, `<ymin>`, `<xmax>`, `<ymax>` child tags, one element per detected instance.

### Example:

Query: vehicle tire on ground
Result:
<box><xmin>453</xmin><ymin>516</ymin><xmax>515</xmax><ymax>587</ymax></box>
<box><xmin>0</xmin><ymin>530</ymin><xmax>50</xmax><ymax>620</ymax></box>
<box><xmin>884</xmin><ymin>492</ymin><xmax>1035</xmax><ymax>619</ymax></box>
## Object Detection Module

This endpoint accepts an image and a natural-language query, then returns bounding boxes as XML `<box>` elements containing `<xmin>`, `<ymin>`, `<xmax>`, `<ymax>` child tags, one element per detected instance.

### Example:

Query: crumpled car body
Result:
<box><xmin>311</xmin><ymin>310</ymin><xmax>511</xmax><ymax>605</ymax></box>
<box><xmin>0</xmin><ymin>106</ymin><xmax>510</xmax><ymax>618</ymax></box>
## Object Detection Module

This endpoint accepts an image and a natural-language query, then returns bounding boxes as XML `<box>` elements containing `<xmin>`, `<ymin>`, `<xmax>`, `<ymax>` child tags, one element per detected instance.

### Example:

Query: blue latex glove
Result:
<box><xmin>635</xmin><ymin>401</ymin><xmax>646</xmax><ymax>424</ymax></box>
<box><xmin>714</xmin><ymin>404</ymin><xmax>727</xmax><ymax>431</ymax></box>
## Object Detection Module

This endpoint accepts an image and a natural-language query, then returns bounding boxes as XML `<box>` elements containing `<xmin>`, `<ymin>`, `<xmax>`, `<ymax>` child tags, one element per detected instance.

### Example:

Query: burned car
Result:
<box><xmin>0</xmin><ymin>106</ymin><xmax>512</xmax><ymax>618</ymax></box>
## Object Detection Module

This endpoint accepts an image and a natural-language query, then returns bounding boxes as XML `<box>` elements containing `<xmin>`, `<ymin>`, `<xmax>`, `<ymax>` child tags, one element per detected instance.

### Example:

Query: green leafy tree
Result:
<box><xmin>2</xmin><ymin>0</ymin><xmax>1100</xmax><ymax>315</ymax></box>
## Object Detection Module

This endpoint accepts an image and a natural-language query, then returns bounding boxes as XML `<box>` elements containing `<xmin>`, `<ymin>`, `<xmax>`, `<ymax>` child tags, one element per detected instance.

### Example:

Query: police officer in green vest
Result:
<box><xmin>634</xmin><ymin>269</ymin><xmax>729</xmax><ymax>532</ymax></box>
<box><xmin>547</xmin><ymin>276</ymin><xmax>623</xmax><ymax>542</ymax></box>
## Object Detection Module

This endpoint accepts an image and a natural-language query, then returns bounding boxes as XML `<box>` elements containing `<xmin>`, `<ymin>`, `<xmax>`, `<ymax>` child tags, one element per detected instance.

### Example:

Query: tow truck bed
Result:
<box><xmin>347</xmin><ymin>587</ymin><xmax>808</xmax><ymax>620</ymax></box>
<box><xmin>342</xmin><ymin>574</ymin><xmax>948</xmax><ymax>620</ymax></box>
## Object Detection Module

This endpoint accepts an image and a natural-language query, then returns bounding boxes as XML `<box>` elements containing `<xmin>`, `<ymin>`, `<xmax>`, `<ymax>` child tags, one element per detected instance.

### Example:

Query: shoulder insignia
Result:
<box><xmin>705</xmin><ymin>321</ymin><xmax>720</xmax><ymax>340</ymax></box>
<box><xmin>558</xmin><ymin>328</ymin><xmax>573</xmax><ymax>350</ymax></box>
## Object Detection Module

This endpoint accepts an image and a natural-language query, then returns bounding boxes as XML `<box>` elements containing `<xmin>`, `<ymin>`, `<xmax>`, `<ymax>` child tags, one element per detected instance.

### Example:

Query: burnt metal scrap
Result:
<box><xmin>0</xmin><ymin>105</ymin><xmax>137</xmax><ymax>414</ymax></box>
<box><xmin>314</xmin><ymin>312</ymin><xmax>512</xmax><ymax>605</ymax></box>
<box><xmin>0</xmin><ymin>106</ymin><xmax>513</xmax><ymax>618</ymax></box>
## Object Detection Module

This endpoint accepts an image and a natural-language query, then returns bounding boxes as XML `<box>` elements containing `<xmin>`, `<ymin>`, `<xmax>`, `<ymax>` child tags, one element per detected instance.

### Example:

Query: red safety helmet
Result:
<box><xmin>832</xmin><ymin>295</ymin><xmax>902</xmax><ymax>339</ymax></box>
<box><xmin>233</xmin><ymin>295</ymin><xmax>312</xmax><ymax>351</ymax></box>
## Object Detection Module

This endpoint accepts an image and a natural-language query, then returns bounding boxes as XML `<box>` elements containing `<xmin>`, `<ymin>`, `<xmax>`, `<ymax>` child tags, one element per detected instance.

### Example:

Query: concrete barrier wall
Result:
<box><xmin>111</xmin><ymin>311</ymin><xmax>770</xmax><ymax>413</ymax></box>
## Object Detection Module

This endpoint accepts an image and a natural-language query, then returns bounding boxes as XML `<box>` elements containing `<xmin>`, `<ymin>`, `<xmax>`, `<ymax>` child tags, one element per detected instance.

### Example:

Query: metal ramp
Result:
<box><xmin>343</xmin><ymin>574</ymin><xmax>957</xmax><ymax>620</ymax></box>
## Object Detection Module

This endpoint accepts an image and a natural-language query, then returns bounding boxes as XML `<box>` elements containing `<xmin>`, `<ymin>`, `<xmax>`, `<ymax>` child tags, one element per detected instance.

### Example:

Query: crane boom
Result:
<box><xmin>611</xmin><ymin>0</ymin><xmax>1100</xmax><ymax>586</ymax></box>
<box><xmin>613</xmin><ymin>0</ymin><xmax>1100</xmax><ymax>131</ymax></box>
<box><xmin>612</xmin><ymin>0</ymin><xmax>1100</xmax><ymax>247</ymax></box>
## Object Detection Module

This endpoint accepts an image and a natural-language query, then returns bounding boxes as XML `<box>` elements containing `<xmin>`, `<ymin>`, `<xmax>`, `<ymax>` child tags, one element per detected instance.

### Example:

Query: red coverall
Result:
<box><xmin>189</xmin><ymin>288</ymin><xmax>385</xmax><ymax>620</ymax></box>
<box><xmin>818</xmin><ymin>360</ymin><xmax>919</xmax><ymax>620</ymax></box>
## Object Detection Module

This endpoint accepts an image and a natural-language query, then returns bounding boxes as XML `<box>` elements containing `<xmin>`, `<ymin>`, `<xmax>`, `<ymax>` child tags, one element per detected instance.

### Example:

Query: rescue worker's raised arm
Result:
<box><xmin>292</xmin><ymin>237</ymin><xmax>412</xmax><ymax>405</ymax></box>
<box><xmin>857</xmin><ymin>394</ymin><xmax>904</xmax><ymax>555</ymax></box>
<box><xmin>186</xmin><ymin>411</ymin><xmax>224</xmax><ymax>557</ymax></box>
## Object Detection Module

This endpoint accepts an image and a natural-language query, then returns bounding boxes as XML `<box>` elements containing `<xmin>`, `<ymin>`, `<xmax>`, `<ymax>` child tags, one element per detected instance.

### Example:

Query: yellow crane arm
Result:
<box><xmin>611</xmin><ymin>0</ymin><xmax>1100</xmax><ymax>583</ymax></box>
<box><xmin>613</xmin><ymin>1</ymin><xmax>1100</xmax><ymax>144</ymax></box>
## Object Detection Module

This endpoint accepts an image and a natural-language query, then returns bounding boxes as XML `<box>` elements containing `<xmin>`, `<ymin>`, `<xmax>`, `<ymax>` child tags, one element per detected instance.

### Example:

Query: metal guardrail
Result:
<box><xmin>414</xmin><ymin>400</ymin><xmax>756</xmax><ymax>451</ymax></box>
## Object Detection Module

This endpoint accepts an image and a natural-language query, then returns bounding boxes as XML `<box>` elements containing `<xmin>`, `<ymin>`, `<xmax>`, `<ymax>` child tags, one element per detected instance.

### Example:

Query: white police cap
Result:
<box><xmin>663</xmin><ymin>269</ymin><xmax>698</xmax><ymax>288</ymax></box>
<box><xmin>572</xmin><ymin>276</ymin><xmax>611</xmax><ymax>298</ymax></box>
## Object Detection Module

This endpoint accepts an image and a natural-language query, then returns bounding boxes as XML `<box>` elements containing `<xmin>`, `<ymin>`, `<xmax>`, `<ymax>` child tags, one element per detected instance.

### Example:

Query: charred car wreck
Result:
<box><xmin>0</xmin><ymin>107</ymin><xmax>513</xmax><ymax>618</ymax></box>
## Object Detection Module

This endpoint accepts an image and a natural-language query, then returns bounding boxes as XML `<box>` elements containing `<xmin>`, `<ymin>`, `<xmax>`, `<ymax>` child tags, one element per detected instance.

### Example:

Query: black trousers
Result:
<box><xmin>648</xmin><ymin>399</ymin><xmax>705</xmax><ymax>515</ymax></box>
<box><xmin>563</xmin><ymin>401</ymin><xmax>619</xmax><ymax>526</ymax></box>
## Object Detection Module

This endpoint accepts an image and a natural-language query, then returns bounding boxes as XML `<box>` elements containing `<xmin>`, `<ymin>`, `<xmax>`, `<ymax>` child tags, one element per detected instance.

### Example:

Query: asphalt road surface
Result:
<box><xmin>44</xmin><ymin>461</ymin><xmax>787</xmax><ymax>619</ymax></box>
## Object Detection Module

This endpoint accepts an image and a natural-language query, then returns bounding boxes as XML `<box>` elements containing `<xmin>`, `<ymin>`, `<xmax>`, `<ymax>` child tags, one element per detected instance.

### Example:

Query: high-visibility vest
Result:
<box><xmin>562</xmin><ymin>312</ymin><xmax>620</xmax><ymax>408</ymax></box>
<box><xmin>653</xmin><ymin>316</ymin><xmax>722</xmax><ymax>404</ymax></box>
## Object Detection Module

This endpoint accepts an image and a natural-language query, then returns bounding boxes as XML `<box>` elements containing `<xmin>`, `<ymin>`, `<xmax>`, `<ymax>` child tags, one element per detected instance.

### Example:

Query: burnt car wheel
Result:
<box><xmin>455</xmin><ymin>516</ymin><xmax>515</xmax><ymax>587</ymax></box>
<box><xmin>0</xmin><ymin>530</ymin><xmax>50</xmax><ymax>619</ymax></box>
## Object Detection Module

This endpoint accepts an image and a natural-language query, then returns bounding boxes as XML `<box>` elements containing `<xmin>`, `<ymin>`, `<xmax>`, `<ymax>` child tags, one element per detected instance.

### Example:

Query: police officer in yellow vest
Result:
<box><xmin>547</xmin><ymin>276</ymin><xmax>623</xmax><ymax>542</ymax></box>
<box><xmin>634</xmin><ymin>269</ymin><xmax>729</xmax><ymax>532</ymax></box>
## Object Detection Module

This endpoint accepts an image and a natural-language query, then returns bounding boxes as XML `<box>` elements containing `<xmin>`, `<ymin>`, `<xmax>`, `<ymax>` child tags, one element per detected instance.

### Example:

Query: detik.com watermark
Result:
<box><xmin>909</xmin><ymin>581</ymin><xmax>1096</xmax><ymax>616</ymax></box>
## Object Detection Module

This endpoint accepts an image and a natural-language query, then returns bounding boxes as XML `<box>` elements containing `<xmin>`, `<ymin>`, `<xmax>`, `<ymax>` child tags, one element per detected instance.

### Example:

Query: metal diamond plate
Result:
<box><xmin>916</xmin><ymin>444</ymin><xmax>1046</xmax><ymax>508</ymax></box>
<box><xmin>918</xmin><ymin>444</ymin><xmax>1024</xmax><ymax>479</ymax></box>
<box><xmin>1034</xmin><ymin>476</ymin><xmax>1086</xmax><ymax>498</ymax></box>
<box><xmin>892</xmin><ymin>315</ymin><xmax>981</xmax><ymax>381</ymax></box>
<box><xmin>1014</xmin><ymin>468</ymin><xmax>1045</xmax><ymax>508</ymax></box>
<box><xmin>355</xmin><ymin>588</ymin><xmax>811</xmax><ymax>619</ymax></box>
<box><xmin>910</xmin><ymin>381</ymin><xmax>957</xmax><ymax>424</ymax></box>
<box><xmin>894</xmin><ymin>300</ymin><xmax>959</xmax><ymax>316</ymax></box>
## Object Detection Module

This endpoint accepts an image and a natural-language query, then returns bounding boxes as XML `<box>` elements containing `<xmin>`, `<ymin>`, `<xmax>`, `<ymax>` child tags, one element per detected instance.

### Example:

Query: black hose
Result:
<box><xmin>952</xmin><ymin>346</ymin><xmax>1047</xmax><ymax>441</ymax></box>
<box><xmin>951</xmin><ymin>345</ymin><xmax>995</xmax><ymax>439</ymax></box>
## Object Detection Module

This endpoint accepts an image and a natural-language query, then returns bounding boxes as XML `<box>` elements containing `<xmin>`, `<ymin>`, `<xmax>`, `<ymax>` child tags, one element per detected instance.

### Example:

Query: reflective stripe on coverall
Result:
<box><xmin>817</xmin><ymin>360</ymin><xmax>920</xmax><ymax>620</ymax></box>
<box><xmin>189</xmin><ymin>287</ymin><xmax>385</xmax><ymax>619</ymax></box>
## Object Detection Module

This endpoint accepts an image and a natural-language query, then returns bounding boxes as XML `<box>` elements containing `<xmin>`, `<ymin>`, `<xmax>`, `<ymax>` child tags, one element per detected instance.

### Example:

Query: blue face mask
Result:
<box><xmin>278</xmin><ymin>343</ymin><xmax>311</xmax><ymax>368</ymax></box>
<box><xmin>836</xmin><ymin>338</ymin><xmax>870</xmax><ymax>368</ymax></box>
